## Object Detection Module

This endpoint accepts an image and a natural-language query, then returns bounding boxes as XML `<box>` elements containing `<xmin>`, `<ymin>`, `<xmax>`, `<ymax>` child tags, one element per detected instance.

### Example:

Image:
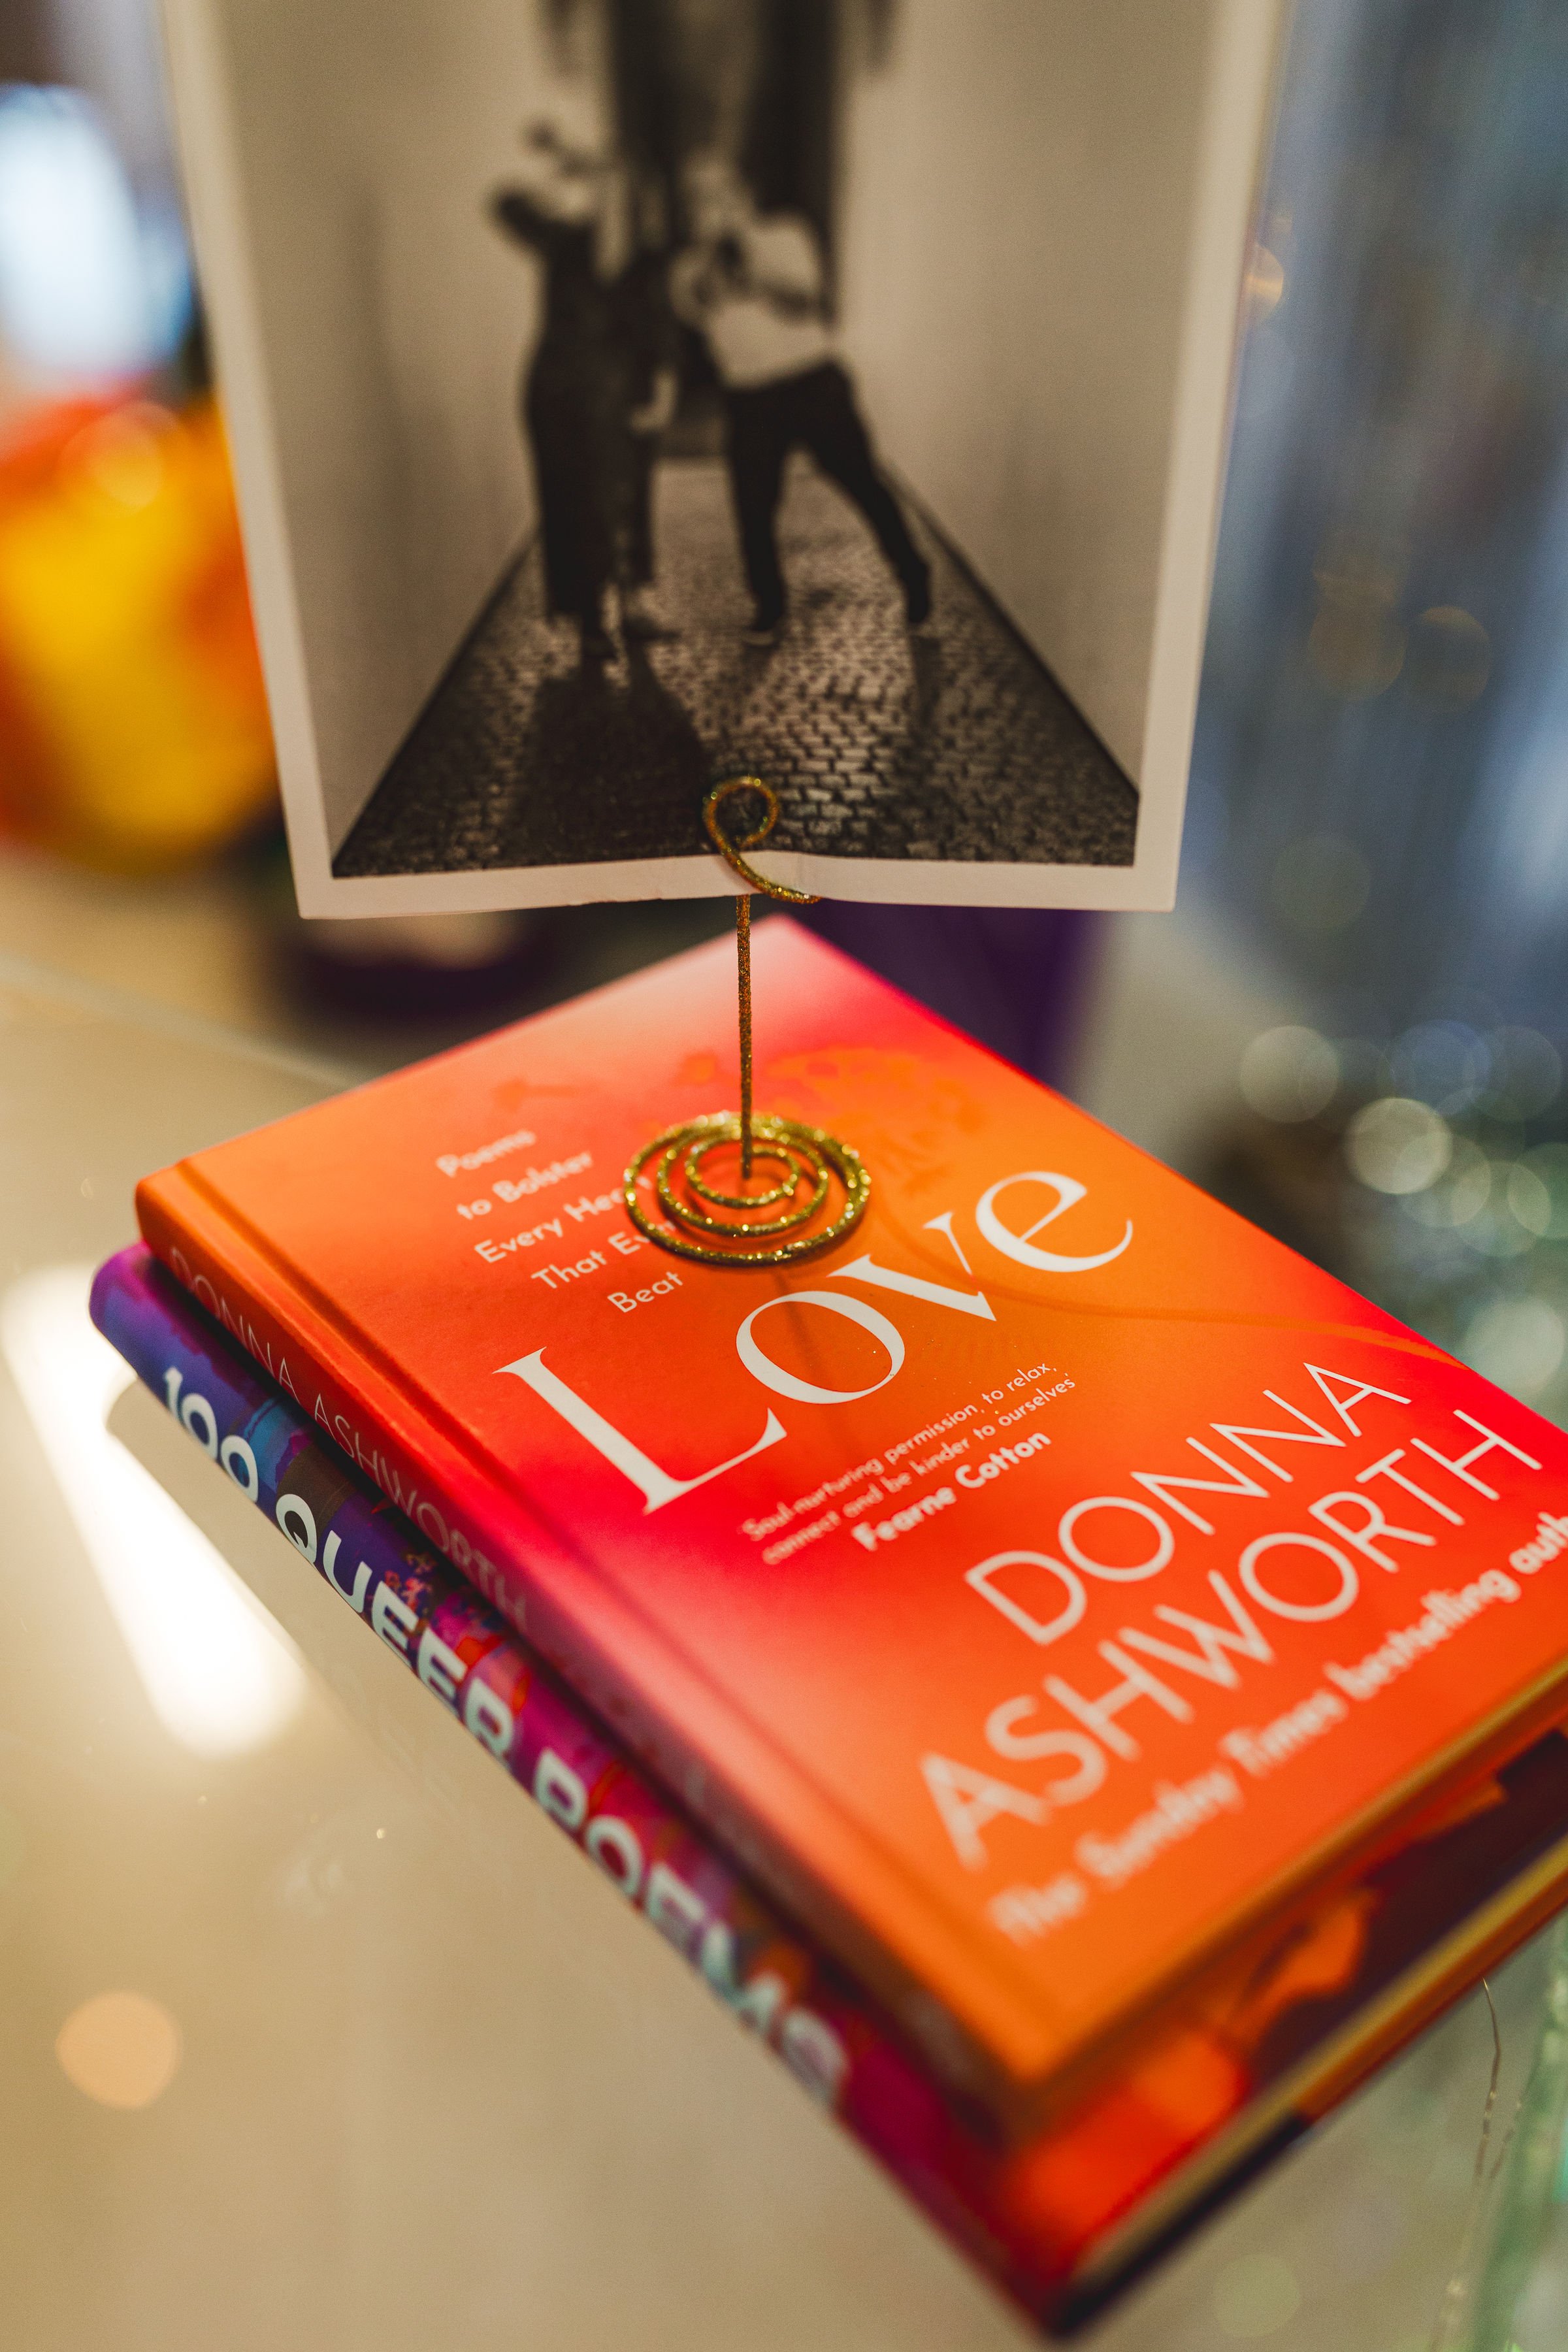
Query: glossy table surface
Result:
<box><xmin>2</xmin><ymin>964</ymin><xmax>1564</xmax><ymax>2352</ymax></box>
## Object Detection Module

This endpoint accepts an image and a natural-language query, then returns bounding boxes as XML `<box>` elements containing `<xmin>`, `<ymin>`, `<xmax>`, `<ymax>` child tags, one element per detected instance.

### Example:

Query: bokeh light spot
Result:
<box><xmin>1519</xmin><ymin>1144</ymin><xmax>1568</xmax><ymax>1238</ymax></box>
<box><xmin>1405</xmin><ymin>1137</ymin><xmax>1491</xmax><ymax>1228</ymax></box>
<box><xmin>1462</xmin><ymin>1298</ymin><xmax>1565</xmax><ymax>1399</ymax></box>
<box><xmin>1465</xmin><ymin>1201</ymin><xmax>1539</xmax><ymax>1261</ymax></box>
<box><xmin>1505</xmin><ymin>1162</ymin><xmax>1553</xmax><ymax>1237</ymax></box>
<box><xmin>1390</xmin><ymin>1021</ymin><xmax>1487</xmax><ymax>1114</ymax></box>
<box><xmin>61</xmin><ymin>404</ymin><xmax>171</xmax><ymax>512</ymax></box>
<box><xmin>56</xmin><ymin>1991</ymin><xmax>182</xmax><ymax>2110</ymax></box>
<box><xmin>1404</xmin><ymin>605</ymin><xmax>1490</xmax><ymax>710</ymax></box>
<box><xmin>1307</xmin><ymin>561</ymin><xmax>1406</xmax><ymax>697</ymax></box>
<box><xmin>1245</xmin><ymin>243</ymin><xmax>1286</xmax><ymax>321</ymax></box>
<box><xmin>1239</xmin><ymin>1026</ymin><xmax>1339</xmax><ymax>1122</ymax></box>
<box><xmin>1346</xmin><ymin>1098</ymin><xmax>1452</xmax><ymax>1195</ymax></box>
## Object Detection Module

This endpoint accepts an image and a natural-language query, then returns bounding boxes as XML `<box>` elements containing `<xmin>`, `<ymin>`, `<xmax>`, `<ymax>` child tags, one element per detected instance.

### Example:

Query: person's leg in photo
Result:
<box><xmin>725</xmin><ymin>384</ymin><xmax>791</xmax><ymax>644</ymax></box>
<box><xmin>797</xmin><ymin>363</ymin><xmax>932</xmax><ymax>629</ymax></box>
<box><xmin>620</xmin><ymin>430</ymin><xmax>679</xmax><ymax>640</ymax></box>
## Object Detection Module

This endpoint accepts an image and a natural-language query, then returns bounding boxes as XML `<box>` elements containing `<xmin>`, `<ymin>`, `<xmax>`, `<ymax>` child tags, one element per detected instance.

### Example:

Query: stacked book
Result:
<box><xmin>93</xmin><ymin>923</ymin><xmax>1568</xmax><ymax>2328</ymax></box>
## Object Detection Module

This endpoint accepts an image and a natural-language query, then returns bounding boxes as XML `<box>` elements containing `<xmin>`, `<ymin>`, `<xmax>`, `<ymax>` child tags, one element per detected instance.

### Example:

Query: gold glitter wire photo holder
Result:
<box><xmin>623</xmin><ymin>776</ymin><xmax>871</xmax><ymax>1269</ymax></box>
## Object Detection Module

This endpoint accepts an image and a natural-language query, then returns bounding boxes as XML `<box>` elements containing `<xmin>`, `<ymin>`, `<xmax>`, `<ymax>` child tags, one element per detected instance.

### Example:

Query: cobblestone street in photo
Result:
<box><xmin>335</xmin><ymin>458</ymin><xmax>1138</xmax><ymax>881</ymax></box>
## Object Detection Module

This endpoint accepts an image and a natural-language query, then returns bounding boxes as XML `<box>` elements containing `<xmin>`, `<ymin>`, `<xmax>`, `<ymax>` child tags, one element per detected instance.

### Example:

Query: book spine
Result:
<box><xmin>91</xmin><ymin>1245</ymin><xmax>1079</xmax><ymax>2320</ymax></box>
<box><xmin>132</xmin><ymin>1186</ymin><xmax>540</xmax><ymax>1632</ymax></box>
<box><xmin>133</xmin><ymin>1175</ymin><xmax>1015</xmax><ymax>2125</ymax></box>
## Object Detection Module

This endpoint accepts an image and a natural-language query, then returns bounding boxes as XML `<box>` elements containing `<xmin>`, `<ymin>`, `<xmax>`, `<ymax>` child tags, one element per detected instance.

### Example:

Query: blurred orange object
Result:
<box><xmin>0</xmin><ymin>393</ymin><xmax>277</xmax><ymax>870</ymax></box>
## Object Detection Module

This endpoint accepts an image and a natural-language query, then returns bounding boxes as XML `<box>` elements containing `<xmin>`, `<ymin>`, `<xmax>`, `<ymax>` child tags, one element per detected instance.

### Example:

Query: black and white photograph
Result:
<box><xmin>164</xmin><ymin>0</ymin><xmax>1278</xmax><ymax>914</ymax></box>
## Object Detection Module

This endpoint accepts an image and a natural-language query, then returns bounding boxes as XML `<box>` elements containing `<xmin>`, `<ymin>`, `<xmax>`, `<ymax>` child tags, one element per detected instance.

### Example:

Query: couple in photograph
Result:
<box><xmin>491</xmin><ymin>125</ymin><xmax>679</xmax><ymax>662</ymax></box>
<box><xmin>491</xmin><ymin>129</ymin><xmax>931</xmax><ymax>659</ymax></box>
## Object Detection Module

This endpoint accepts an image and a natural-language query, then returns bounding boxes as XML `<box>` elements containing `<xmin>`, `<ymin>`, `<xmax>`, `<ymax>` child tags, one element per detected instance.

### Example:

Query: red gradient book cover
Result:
<box><xmin>94</xmin><ymin>1239</ymin><xmax>1568</xmax><ymax>2326</ymax></box>
<box><xmin>135</xmin><ymin>922</ymin><xmax>1568</xmax><ymax>2131</ymax></box>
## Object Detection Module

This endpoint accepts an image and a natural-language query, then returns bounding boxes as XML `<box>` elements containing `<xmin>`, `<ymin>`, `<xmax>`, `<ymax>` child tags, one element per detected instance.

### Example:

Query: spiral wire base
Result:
<box><xmin>625</xmin><ymin>1110</ymin><xmax>870</xmax><ymax>1267</ymax></box>
<box><xmin>623</xmin><ymin>778</ymin><xmax>872</xmax><ymax>1269</ymax></box>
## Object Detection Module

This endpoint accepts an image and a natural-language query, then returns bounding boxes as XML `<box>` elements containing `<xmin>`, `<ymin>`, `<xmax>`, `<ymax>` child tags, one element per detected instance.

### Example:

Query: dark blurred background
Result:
<box><xmin>3</xmin><ymin>0</ymin><xmax>1568</xmax><ymax>1422</ymax></box>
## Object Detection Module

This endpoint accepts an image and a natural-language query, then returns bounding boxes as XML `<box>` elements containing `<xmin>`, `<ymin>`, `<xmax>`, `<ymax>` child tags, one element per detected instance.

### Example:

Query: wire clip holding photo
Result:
<box><xmin>623</xmin><ymin>777</ymin><xmax>870</xmax><ymax>1269</ymax></box>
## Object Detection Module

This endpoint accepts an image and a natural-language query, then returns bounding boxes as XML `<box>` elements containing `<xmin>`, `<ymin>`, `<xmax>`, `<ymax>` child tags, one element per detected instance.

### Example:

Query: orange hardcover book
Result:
<box><xmin>92</xmin><ymin>1241</ymin><xmax>1568</xmax><ymax>2326</ymax></box>
<box><xmin>136</xmin><ymin>921</ymin><xmax>1568</xmax><ymax>2141</ymax></box>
